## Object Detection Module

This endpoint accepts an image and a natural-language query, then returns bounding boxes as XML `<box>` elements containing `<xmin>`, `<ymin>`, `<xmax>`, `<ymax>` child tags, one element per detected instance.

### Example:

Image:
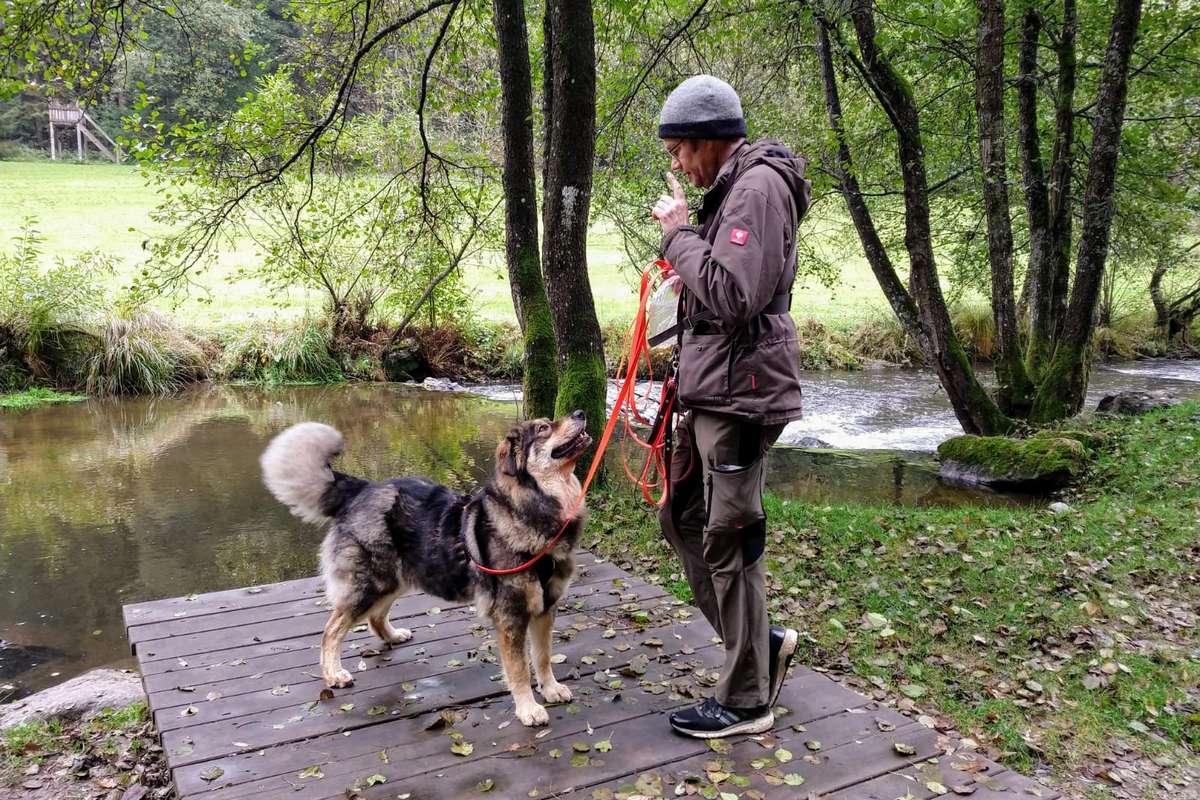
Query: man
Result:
<box><xmin>650</xmin><ymin>74</ymin><xmax>810</xmax><ymax>738</ymax></box>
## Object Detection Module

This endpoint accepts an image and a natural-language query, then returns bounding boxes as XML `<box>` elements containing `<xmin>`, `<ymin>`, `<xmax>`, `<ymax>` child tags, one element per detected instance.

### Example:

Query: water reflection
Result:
<box><xmin>765</xmin><ymin>448</ymin><xmax>1035</xmax><ymax>508</ymax></box>
<box><xmin>0</xmin><ymin>384</ymin><xmax>521</xmax><ymax>698</ymax></box>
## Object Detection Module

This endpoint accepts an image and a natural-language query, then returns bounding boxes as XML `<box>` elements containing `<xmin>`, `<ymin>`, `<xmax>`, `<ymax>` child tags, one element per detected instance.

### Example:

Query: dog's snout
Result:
<box><xmin>571</xmin><ymin>409</ymin><xmax>585</xmax><ymax>422</ymax></box>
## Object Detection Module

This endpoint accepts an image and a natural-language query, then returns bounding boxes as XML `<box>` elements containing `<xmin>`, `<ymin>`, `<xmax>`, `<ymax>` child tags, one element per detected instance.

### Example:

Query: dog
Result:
<box><xmin>260</xmin><ymin>410</ymin><xmax>592</xmax><ymax>726</ymax></box>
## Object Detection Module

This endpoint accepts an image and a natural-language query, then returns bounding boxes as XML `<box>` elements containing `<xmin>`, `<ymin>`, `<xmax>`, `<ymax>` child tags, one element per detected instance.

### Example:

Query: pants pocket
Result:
<box><xmin>704</xmin><ymin>457</ymin><xmax>766</xmax><ymax>532</ymax></box>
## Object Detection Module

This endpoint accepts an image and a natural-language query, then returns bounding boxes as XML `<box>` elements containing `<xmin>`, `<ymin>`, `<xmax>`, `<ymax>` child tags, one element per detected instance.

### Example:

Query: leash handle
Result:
<box><xmin>472</xmin><ymin>262</ymin><xmax>671</xmax><ymax>576</ymax></box>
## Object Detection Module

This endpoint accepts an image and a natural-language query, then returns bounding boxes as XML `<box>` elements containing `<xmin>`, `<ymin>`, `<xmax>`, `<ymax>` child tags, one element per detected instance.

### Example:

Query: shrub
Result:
<box><xmin>462</xmin><ymin>321</ymin><xmax>524</xmax><ymax>380</ymax></box>
<box><xmin>0</xmin><ymin>140</ymin><xmax>44</xmax><ymax>161</ymax></box>
<box><xmin>0</xmin><ymin>221</ymin><xmax>112</xmax><ymax>379</ymax></box>
<box><xmin>218</xmin><ymin>317</ymin><xmax>343</xmax><ymax>385</ymax></box>
<box><xmin>407</xmin><ymin>324</ymin><xmax>474</xmax><ymax>379</ymax></box>
<box><xmin>1094</xmin><ymin>312</ymin><xmax>1165</xmax><ymax>359</ymax></box>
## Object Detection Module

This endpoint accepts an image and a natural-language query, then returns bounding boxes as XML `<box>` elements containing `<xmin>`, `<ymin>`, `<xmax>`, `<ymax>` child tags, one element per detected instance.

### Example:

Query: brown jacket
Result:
<box><xmin>662</xmin><ymin>139</ymin><xmax>811</xmax><ymax>425</ymax></box>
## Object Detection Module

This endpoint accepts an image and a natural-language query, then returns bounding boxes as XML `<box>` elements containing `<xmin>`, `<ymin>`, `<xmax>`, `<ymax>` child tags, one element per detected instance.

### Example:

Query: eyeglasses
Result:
<box><xmin>666</xmin><ymin>140</ymin><xmax>684</xmax><ymax>160</ymax></box>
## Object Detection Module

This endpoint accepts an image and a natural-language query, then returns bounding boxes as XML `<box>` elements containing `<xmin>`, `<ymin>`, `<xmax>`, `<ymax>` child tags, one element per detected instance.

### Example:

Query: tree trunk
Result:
<box><xmin>541</xmin><ymin>0</ymin><xmax>607</xmax><ymax>464</ymax></box>
<box><xmin>974</xmin><ymin>0</ymin><xmax>1034</xmax><ymax>415</ymax></box>
<box><xmin>846</xmin><ymin>0</ymin><xmax>1013</xmax><ymax>435</ymax></box>
<box><xmin>1044</xmin><ymin>0</ymin><xmax>1077</xmax><ymax>348</ymax></box>
<box><xmin>1030</xmin><ymin>0</ymin><xmax>1143</xmax><ymax>421</ymax></box>
<box><xmin>492</xmin><ymin>0</ymin><xmax>558</xmax><ymax>419</ymax></box>
<box><xmin>1020</xmin><ymin>0</ymin><xmax>1077</xmax><ymax>378</ymax></box>
<box><xmin>815</xmin><ymin>20</ymin><xmax>932</xmax><ymax>359</ymax></box>
<box><xmin>1015</xmin><ymin>6</ymin><xmax>1052</xmax><ymax>361</ymax></box>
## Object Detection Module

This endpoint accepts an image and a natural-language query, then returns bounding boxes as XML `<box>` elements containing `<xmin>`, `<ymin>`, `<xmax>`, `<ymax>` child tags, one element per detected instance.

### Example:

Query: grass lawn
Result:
<box><xmin>0</xmin><ymin>160</ymin><xmax>891</xmax><ymax>331</ymax></box>
<box><xmin>587</xmin><ymin>403</ymin><xmax>1200</xmax><ymax>798</ymax></box>
<box><xmin>0</xmin><ymin>388</ymin><xmax>87</xmax><ymax>410</ymax></box>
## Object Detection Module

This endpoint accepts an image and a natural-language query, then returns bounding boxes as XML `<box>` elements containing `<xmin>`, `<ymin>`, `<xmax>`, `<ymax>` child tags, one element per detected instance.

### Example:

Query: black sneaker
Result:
<box><xmin>669</xmin><ymin>697</ymin><xmax>774</xmax><ymax>738</ymax></box>
<box><xmin>768</xmin><ymin>626</ymin><xmax>799</xmax><ymax>707</ymax></box>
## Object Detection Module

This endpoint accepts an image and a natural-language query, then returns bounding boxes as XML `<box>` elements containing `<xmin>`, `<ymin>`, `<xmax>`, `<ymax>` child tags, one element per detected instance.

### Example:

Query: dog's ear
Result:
<box><xmin>498</xmin><ymin>430</ymin><xmax>521</xmax><ymax>476</ymax></box>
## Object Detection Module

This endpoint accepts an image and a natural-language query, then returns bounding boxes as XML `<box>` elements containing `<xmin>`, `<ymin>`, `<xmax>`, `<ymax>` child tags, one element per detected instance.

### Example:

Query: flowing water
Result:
<box><xmin>1</xmin><ymin>360</ymin><xmax>1197</xmax><ymax>699</ymax></box>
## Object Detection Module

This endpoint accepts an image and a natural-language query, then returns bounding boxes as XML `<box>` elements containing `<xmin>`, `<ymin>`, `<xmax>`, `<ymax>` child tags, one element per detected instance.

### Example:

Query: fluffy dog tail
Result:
<box><xmin>261</xmin><ymin>422</ymin><xmax>362</xmax><ymax>524</ymax></box>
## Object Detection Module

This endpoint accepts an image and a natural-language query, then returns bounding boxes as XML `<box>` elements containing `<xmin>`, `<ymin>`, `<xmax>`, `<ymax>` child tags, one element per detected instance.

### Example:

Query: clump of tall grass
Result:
<box><xmin>848</xmin><ymin>314</ymin><xmax>924</xmax><ymax>365</ymax></box>
<box><xmin>1093</xmin><ymin>312</ymin><xmax>1166</xmax><ymax>359</ymax></box>
<box><xmin>794</xmin><ymin>318</ymin><xmax>861</xmax><ymax>370</ymax></box>
<box><xmin>218</xmin><ymin>318</ymin><xmax>344</xmax><ymax>384</ymax></box>
<box><xmin>85</xmin><ymin>312</ymin><xmax>209</xmax><ymax>396</ymax></box>
<box><xmin>950</xmin><ymin>300</ymin><xmax>996</xmax><ymax>360</ymax></box>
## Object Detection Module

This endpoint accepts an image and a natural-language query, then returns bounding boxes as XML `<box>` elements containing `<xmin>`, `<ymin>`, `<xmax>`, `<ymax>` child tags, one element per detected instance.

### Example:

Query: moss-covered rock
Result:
<box><xmin>937</xmin><ymin>434</ymin><xmax>1091</xmax><ymax>490</ymax></box>
<box><xmin>1030</xmin><ymin>428</ymin><xmax>1110</xmax><ymax>451</ymax></box>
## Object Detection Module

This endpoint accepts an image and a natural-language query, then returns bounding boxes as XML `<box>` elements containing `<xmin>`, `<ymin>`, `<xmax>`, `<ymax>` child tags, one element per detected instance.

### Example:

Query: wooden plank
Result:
<box><xmin>137</xmin><ymin>579</ymin><xmax>680</xmax><ymax>685</ymax></box>
<box><xmin>181</xmin><ymin>664</ymin><xmax>861</xmax><ymax>800</ymax></box>
<box><xmin>135</xmin><ymin>577</ymin><xmax>670</xmax><ymax>668</ymax></box>
<box><xmin>825</xmin><ymin>749</ymin><xmax>1060</xmax><ymax>800</ymax></box>
<box><xmin>123</xmin><ymin>577</ymin><xmax>321</xmax><ymax>632</ymax></box>
<box><xmin>935</xmin><ymin>768</ymin><xmax>1061</xmax><ymax>799</ymax></box>
<box><xmin>151</xmin><ymin>589</ymin><xmax>704</xmax><ymax>733</ymax></box>
<box><xmin>159</xmin><ymin>600</ymin><xmax>717</xmax><ymax>767</ymax></box>
<box><xmin>140</xmin><ymin>581</ymin><xmax>677</xmax><ymax>695</ymax></box>
<box><xmin>333</xmin><ymin>694</ymin><xmax>912</xmax><ymax>800</ymax></box>
<box><xmin>822</xmin><ymin>764</ymin><xmax>939</xmax><ymax>800</ymax></box>
<box><xmin>560</xmin><ymin>720</ymin><xmax>940</xmax><ymax>800</ymax></box>
<box><xmin>128</xmin><ymin>558</ymin><xmax>624</xmax><ymax>646</ymax></box>
<box><xmin>177</xmin><ymin>649</ymin><xmax>722</xmax><ymax>799</ymax></box>
<box><xmin>124</xmin><ymin>550</ymin><xmax>602</xmax><ymax>630</ymax></box>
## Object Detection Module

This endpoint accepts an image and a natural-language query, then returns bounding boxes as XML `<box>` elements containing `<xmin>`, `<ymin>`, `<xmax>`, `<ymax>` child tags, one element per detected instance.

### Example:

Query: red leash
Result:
<box><xmin>471</xmin><ymin>262</ymin><xmax>681</xmax><ymax>576</ymax></box>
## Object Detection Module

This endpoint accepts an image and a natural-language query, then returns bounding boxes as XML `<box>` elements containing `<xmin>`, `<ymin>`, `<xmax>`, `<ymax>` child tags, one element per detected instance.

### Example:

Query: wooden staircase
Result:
<box><xmin>48</xmin><ymin>102</ymin><xmax>122</xmax><ymax>163</ymax></box>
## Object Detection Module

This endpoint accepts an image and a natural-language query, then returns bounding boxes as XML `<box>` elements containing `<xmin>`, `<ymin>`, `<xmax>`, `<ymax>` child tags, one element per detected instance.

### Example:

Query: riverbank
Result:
<box><xmin>586</xmin><ymin>402</ymin><xmax>1200</xmax><ymax>799</ymax></box>
<box><xmin>0</xmin><ymin>701</ymin><xmax>171</xmax><ymax>800</ymax></box>
<box><xmin>3</xmin><ymin>312</ymin><xmax>1195</xmax><ymax>413</ymax></box>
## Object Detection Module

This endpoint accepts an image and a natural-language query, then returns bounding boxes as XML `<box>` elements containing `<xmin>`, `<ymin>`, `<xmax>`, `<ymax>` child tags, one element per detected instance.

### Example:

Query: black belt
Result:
<box><xmin>647</xmin><ymin>292</ymin><xmax>792</xmax><ymax>347</ymax></box>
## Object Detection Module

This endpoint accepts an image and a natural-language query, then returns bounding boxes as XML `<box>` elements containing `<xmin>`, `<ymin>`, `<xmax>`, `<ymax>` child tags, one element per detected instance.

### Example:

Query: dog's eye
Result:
<box><xmin>538</xmin><ymin>423</ymin><xmax>550</xmax><ymax>434</ymax></box>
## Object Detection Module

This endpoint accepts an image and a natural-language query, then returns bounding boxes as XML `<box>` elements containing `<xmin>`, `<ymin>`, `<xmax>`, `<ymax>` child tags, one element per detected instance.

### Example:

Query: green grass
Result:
<box><xmin>1</xmin><ymin>702</ymin><xmax>150</xmax><ymax>774</ymax></box>
<box><xmin>0</xmin><ymin>160</ymin><xmax>891</xmax><ymax>330</ymax></box>
<box><xmin>587</xmin><ymin>403</ymin><xmax>1200</xmax><ymax>781</ymax></box>
<box><xmin>0</xmin><ymin>387</ymin><xmax>86</xmax><ymax>410</ymax></box>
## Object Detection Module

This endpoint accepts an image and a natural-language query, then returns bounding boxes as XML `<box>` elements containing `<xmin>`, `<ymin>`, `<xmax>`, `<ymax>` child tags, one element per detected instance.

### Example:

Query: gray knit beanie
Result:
<box><xmin>657</xmin><ymin>75</ymin><xmax>746</xmax><ymax>140</ymax></box>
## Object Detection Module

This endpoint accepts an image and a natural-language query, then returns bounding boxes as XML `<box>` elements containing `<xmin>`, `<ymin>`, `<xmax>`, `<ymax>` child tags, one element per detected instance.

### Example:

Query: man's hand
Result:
<box><xmin>651</xmin><ymin>172</ymin><xmax>689</xmax><ymax>234</ymax></box>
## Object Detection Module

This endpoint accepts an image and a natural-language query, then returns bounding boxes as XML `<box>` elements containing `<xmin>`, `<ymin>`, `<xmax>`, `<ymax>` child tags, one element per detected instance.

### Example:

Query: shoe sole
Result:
<box><xmin>670</xmin><ymin>711</ymin><xmax>775</xmax><ymax>739</ymax></box>
<box><xmin>769</xmin><ymin>628</ymin><xmax>799</xmax><ymax>707</ymax></box>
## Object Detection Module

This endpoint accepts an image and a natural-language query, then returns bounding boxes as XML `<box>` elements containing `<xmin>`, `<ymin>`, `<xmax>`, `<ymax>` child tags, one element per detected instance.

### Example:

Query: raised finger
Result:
<box><xmin>665</xmin><ymin>171</ymin><xmax>685</xmax><ymax>201</ymax></box>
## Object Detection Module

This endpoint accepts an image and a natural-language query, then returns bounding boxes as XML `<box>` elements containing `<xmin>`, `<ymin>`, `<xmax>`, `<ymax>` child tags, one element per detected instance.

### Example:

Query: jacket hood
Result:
<box><xmin>703</xmin><ymin>139</ymin><xmax>812</xmax><ymax>219</ymax></box>
<box><xmin>740</xmin><ymin>139</ymin><xmax>811</xmax><ymax>214</ymax></box>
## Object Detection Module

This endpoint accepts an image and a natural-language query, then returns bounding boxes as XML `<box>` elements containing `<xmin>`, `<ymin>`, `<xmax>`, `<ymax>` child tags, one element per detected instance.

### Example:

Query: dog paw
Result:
<box><xmin>385</xmin><ymin>627</ymin><xmax>412</xmax><ymax>645</ymax></box>
<box><xmin>326</xmin><ymin>669</ymin><xmax>355</xmax><ymax>688</ymax></box>
<box><xmin>515</xmin><ymin>701</ymin><xmax>550</xmax><ymax>727</ymax></box>
<box><xmin>539</xmin><ymin>680</ymin><xmax>572</xmax><ymax>704</ymax></box>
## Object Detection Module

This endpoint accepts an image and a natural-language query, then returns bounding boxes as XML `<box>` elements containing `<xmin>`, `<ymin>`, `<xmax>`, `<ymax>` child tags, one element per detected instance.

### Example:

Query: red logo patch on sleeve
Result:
<box><xmin>729</xmin><ymin>228</ymin><xmax>749</xmax><ymax>246</ymax></box>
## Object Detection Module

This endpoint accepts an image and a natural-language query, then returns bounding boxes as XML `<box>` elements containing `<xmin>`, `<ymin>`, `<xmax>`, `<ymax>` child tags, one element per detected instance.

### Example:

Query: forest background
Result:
<box><xmin>0</xmin><ymin>0</ymin><xmax>1197</xmax><ymax>435</ymax></box>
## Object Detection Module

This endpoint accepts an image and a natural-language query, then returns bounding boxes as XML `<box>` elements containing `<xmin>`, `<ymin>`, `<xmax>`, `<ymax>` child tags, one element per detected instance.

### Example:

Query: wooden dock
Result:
<box><xmin>122</xmin><ymin>550</ymin><xmax>1058</xmax><ymax>799</ymax></box>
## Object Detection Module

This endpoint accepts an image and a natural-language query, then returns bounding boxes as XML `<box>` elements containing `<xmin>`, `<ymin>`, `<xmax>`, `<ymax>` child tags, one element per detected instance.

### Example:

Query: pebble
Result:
<box><xmin>1048</xmin><ymin>501</ymin><xmax>1073</xmax><ymax>514</ymax></box>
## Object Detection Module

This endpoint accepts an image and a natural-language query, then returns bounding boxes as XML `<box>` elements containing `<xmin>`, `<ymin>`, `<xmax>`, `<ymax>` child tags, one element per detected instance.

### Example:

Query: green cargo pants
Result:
<box><xmin>658</xmin><ymin>410</ymin><xmax>784</xmax><ymax>708</ymax></box>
